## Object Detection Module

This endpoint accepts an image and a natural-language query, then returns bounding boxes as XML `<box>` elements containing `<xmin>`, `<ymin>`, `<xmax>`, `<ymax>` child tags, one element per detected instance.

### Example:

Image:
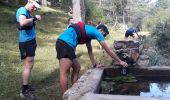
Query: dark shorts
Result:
<box><xmin>56</xmin><ymin>39</ymin><xmax>76</xmax><ymax>61</ymax></box>
<box><xmin>19</xmin><ymin>38</ymin><xmax>37</xmax><ymax>60</ymax></box>
<box><xmin>125</xmin><ymin>31</ymin><xmax>134</xmax><ymax>38</ymax></box>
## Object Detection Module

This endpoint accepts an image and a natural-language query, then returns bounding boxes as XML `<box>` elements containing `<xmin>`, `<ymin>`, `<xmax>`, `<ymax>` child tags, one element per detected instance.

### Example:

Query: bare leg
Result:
<box><xmin>59</xmin><ymin>58</ymin><xmax>72</xmax><ymax>95</ymax></box>
<box><xmin>71</xmin><ymin>59</ymin><xmax>80</xmax><ymax>84</ymax></box>
<box><xmin>22</xmin><ymin>57</ymin><xmax>34</xmax><ymax>85</ymax></box>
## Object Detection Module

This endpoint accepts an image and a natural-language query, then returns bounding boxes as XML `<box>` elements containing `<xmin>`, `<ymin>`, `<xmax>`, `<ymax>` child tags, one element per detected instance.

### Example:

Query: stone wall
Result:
<box><xmin>113</xmin><ymin>40</ymin><xmax>149</xmax><ymax>67</ymax></box>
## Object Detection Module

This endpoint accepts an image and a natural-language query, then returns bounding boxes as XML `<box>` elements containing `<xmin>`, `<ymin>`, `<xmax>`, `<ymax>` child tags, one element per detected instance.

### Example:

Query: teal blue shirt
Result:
<box><xmin>16</xmin><ymin>7</ymin><xmax>36</xmax><ymax>42</ymax></box>
<box><xmin>58</xmin><ymin>25</ymin><xmax>105</xmax><ymax>49</ymax></box>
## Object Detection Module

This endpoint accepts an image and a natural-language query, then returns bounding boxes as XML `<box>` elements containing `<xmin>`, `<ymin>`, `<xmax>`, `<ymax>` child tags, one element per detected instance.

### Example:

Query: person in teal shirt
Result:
<box><xmin>16</xmin><ymin>0</ymin><xmax>41</xmax><ymax>99</ymax></box>
<box><xmin>56</xmin><ymin>23</ymin><xmax>128</xmax><ymax>95</ymax></box>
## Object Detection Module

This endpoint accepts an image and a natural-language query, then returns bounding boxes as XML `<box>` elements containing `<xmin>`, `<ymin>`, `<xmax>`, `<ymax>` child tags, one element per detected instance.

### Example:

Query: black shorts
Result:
<box><xmin>56</xmin><ymin>39</ymin><xmax>76</xmax><ymax>61</ymax></box>
<box><xmin>125</xmin><ymin>31</ymin><xmax>134</xmax><ymax>38</ymax></box>
<box><xmin>19</xmin><ymin>38</ymin><xmax>37</xmax><ymax>60</ymax></box>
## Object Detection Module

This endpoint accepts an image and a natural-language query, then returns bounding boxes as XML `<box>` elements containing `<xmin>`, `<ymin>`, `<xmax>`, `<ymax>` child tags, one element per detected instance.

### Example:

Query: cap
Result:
<box><xmin>30</xmin><ymin>0</ymin><xmax>41</xmax><ymax>9</ymax></box>
<box><xmin>96</xmin><ymin>24</ymin><xmax>109</xmax><ymax>37</ymax></box>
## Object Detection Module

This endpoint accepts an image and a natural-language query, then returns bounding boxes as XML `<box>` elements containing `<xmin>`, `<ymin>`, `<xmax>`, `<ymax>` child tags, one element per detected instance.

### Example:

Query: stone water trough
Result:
<box><xmin>63</xmin><ymin>67</ymin><xmax>170</xmax><ymax>100</ymax></box>
<box><xmin>63</xmin><ymin>40</ymin><xmax>170</xmax><ymax>100</ymax></box>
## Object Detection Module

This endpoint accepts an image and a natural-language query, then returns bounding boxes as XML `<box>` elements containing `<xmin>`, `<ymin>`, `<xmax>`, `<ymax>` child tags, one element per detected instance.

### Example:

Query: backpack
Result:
<box><xmin>69</xmin><ymin>21</ymin><xmax>87</xmax><ymax>44</ymax></box>
<box><xmin>15</xmin><ymin>9</ymin><xmax>35</xmax><ymax>30</ymax></box>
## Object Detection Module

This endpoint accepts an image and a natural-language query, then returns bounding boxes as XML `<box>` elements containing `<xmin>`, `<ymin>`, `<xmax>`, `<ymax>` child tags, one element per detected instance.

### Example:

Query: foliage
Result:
<box><xmin>126</xmin><ymin>0</ymin><xmax>150</xmax><ymax>27</ymax></box>
<box><xmin>156</xmin><ymin>20</ymin><xmax>170</xmax><ymax>51</ymax></box>
<box><xmin>148</xmin><ymin>50</ymin><xmax>160</xmax><ymax>66</ymax></box>
<box><xmin>0</xmin><ymin>0</ymin><xmax>26</xmax><ymax>6</ymax></box>
<box><xmin>85</xmin><ymin>0</ymin><xmax>105</xmax><ymax>24</ymax></box>
<box><xmin>143</xmin><ymin>15</ymin><xmax>157</xmax><ymax>31</ymax></box>
<box><xmin>112</xmin><ymin>0</ymin><xmax>127</xmax><ymax>15</ymax></box>
<box><xmin>60</xmin><ymin>0</ymin><xmax>72</xmax><ymax>10</ymax></box>
<box><xmin>143</xmin><ymin>0</ymin><xmax>170</xmax><ymax>52</ymax></box>
<box><xmin>141</xmin><ymin>35</ymin><xmax>169</xmax><ymax>66</ymax></box>
<box><xmin>110</xmin><ymin>0</ymin><xmax>150</xmax><ymax>28</ymax></box>
<box><xmin>155</xmin><ymin>0</ymin><xmax>170</xmax><ymax>9</ymax></box>
<box><xmin>143</xmin><ymin>0</ymin><xmax>170</xmax><ymax>30</ymax></box>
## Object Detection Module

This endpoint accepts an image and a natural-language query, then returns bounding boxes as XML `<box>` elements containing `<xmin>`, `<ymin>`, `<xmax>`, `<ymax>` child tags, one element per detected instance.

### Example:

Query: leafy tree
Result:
<box><xmin>60</xmin><ymin>0</ymin><xmax>72</xmax><ymax>10</ymax></box>
<box><xmin>112</xmin><ymin>0</ymin><xmax>127</xmax><ymax>15</ymax></box>
<box><xmin>155</xmin><ymin>0</ymin><xmax>170</xmax><ymax>9</ymax></box>
<box><xmin>143</xmin><ymin>0</ymin><xmax>170</xmax><ymax>52</ymax></box>
<box><xmin>111</xmin><ymin>0</ymin><xmax>127</xmax><ymax>25</ymax></box>
<box><xmin>85</xmin><ymin>0</ymin><xmax>104</xmax><ymax>24</ymax></box>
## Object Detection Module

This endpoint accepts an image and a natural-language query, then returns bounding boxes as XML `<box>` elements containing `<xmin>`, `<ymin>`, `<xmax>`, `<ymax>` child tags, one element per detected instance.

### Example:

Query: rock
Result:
<box><xmin>113</xmin><ymin>40</ymin><xmax>141</xmax><ymax>66</ymax></box>
<box><xmin>137</xmin><ymin>55</ymin><xmax>149</xmax><ymax>67</ymax></box>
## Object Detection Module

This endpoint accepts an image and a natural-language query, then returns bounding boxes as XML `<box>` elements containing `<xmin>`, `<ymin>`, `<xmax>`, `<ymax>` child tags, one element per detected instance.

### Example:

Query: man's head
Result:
<box><xmin>96</xmin><ymin>24</ymin><xmax>109</xmax><ymax>37</ymax></box>
<box><xmin>27</xmin><ymin>0</ymin><xmax>41</xmax><ymax>11</ymax></box>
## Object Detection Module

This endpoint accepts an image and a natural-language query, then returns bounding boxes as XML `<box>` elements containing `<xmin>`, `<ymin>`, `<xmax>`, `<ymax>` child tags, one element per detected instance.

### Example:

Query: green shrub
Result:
<box><xmin>85</xmin><ymin>0</ymin><xmax>105</xmax><ymax>24</ymax></box>
<box><xmin>143</xmin><ymin>8</ymin><xmax>170</xmax><ymax>53</ymax></box>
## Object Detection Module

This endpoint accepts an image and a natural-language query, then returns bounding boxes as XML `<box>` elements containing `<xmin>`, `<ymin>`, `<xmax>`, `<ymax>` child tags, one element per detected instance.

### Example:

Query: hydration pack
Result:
<box><xmin>16</xmin><ymin>22</ymin><xmax>35</xmax><ymax>30</ymax></box>
<box><xmin>69</xmin><ymin>21</ymin><xmax>86</xmax><ymax>44</ymax></box>
<box><xmin>15</xmin><ymin>12</ymin><xmax>35</xmax><ymax>30</ymax></box>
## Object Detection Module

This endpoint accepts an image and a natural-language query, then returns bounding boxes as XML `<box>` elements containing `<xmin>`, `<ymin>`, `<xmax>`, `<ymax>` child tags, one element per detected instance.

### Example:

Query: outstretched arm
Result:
<box><xmin>86</xmin><ymin>43</ymin><xmax>97</xmax><ymax>67</ymax></box>
<box><xmin>99</xmin><ymin>41</ymin><xmax>128</xmax><ymax>67</ymax></box>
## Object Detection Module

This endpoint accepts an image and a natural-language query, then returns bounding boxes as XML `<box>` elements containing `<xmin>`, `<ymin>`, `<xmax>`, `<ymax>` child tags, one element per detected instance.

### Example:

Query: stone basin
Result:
<box><xmin>63</xmin><ymin>66</ymin><xmax>170</xmax><ymax>100</ymax></box>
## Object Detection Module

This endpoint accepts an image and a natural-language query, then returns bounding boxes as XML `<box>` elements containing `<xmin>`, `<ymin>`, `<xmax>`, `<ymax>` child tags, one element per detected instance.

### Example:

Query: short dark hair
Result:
<box><xmin>96</xmin><ymin>24</ymin><xmax>109</xmax><ymax>37</ymax></box>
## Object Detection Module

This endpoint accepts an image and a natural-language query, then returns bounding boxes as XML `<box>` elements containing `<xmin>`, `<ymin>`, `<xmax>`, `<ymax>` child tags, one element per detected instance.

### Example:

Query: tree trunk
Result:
<box><xmin>113</xmin><ymin>13</ymin><xmax>118</xmax><ymax>27</ymax></box>
<box><xmin>80</xmin><ymin>0</ymin><xmax>86</xmax><ymax>21</ymax></box>
<box><xmin>123</xmin><ymin>10</ymin><xmax>126</xmax><ymax>24</ymax></box>
<box><xmin>99</xmin><ymin>0</ymin><xmax>102</xmax><ymax>6</ymax></box>
<box><xmin>72</xmin><ymin>0</ymin><xmax>85</xmax><ymax>22</ymax></box>
<box><xmin>41</xmin><ymin>0</ymin><xmax>47</xmax><ymax>6</ymax></box>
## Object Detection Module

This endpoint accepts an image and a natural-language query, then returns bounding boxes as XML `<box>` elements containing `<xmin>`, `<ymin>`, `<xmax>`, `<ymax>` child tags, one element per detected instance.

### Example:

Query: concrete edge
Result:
<box><xmin>63</xmin><ymin>66</ymin><xmax>170</xmax><ymax>100</ymax></box>
<box><xmin>63</xmin><ymin>68</ymin><xmax>104</xmax><ymax>100</ymax></box>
